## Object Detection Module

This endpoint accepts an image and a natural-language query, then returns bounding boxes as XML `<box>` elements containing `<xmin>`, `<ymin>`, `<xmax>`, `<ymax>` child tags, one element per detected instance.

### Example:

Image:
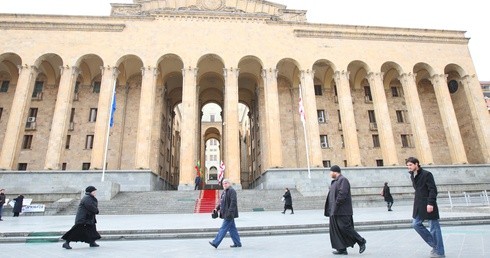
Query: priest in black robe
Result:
<box><xmin>324</xmin><ymin>165</ymin><xmax>367</xmax><ymax>255</ymax></box>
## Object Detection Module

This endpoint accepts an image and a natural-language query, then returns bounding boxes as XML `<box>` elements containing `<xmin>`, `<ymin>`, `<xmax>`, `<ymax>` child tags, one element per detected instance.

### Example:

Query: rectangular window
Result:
<box><xmin>0</xmin><ymin>80</ymin><xmax>9</xmax><ymax>92</ymax></box>
<box><xmin>376</xmin><ymin>159</ymin><xmax>384</xmax><ymax>167</ymax></box>
<box><xmin>0</xmin><ymin>107</ymin><xmax>3</xmax><ymax>121</ymax></box>
<box><xmin>82</xmin><ymin>163</ymin><xmax>91</xmax><ymax>170</ymax></box>
<box><xmin>372</xmin><ymin>134</ymin><xmax>380</xmax><ymax>148</ymax></box>
<box><xmin>22</xmin><ymin>135</ymin><xmax>33</xmax><ymax>149</ymax></box>
<box><xmin>89</xmin><ymin>108</ymin><xmax>97</xmax><ymax>122</ymax></box>
<box><xmin>391</xmin><ymin>86</ymin><xmax>399</xmax><ymax>97</ymax></box>
<box><xmin>368</xmin><ymin>110</ymin><xmax>376</xmax><ymax>123</ymax></box>
<box><xmin>364</xmin><ymin>86</ymin><xmax>372</xmax><ymax>101</ymax></box>
<box><xmin>333</xmin><ymin>85</ymin><xmax>338</xmax><ymax>96</ymax></box>
<box><xmin>61</xmin><ymin>163</ymin><xmax>67</xmax><ymax>170</ymax></box>
<box><xmin>18</xmin><ymin>163</ymin><xmax>27</xmax><ymax>171</ymax></box>
<box><xmin>340</xmin><ymin>135</ymin><xmax>345</xmax><ymax>148</ymax></box>
<box><xmin>396</xmin><ymin>110</ymin><xmax>404</xmax><ymax>123</ymax></box>
<box><xmin>401</xmin><ymin>134</ymin><xmax>413</xmax><ymax>148</ymax></box>
<box><xmin>29</xmin><ymin>108</ymin><xmax>38</xmax><ymax>118</ymax></box>
<box><xmin>314</xmin><ymin>85</ymin><xmax>323</xmax><ymax>96</ymax></box>
<box><xmin>74</xmin><ymin>81</ymin><xmax>80</xmax><ymax>93</ymax></box>
<box><xmin>320</xmin><ymin>135</ymin><xmax>329</xmax><ymax>148</ymax></box>
<box><xmin>65</xmin><ymin>135</ymin><xmax>71</xmax><ymax>149</ymax></box>
<box><xmin>337</xmin><ymin>110</ymin><xmax>342</xmax><ymax>123</ymax></box>
<box><xmin>70</xmin><ymin>108</ymin><xmax>75</xmax><ymax>122</ymax></box>
<box><xmin>317</xmin><ymin>110</ymin><xmax>326</xmax><ymax>123</ymax></box>
<box><xmin>93</xmin><ymin>81</ymin><xmax>101</xmax><ymax>93</ymax></box>
<box><xmin>85</xmin><ymin>135</ymin><xmax>94</xmax><ymax>149</ymax></box>
<box><xmin>322</xmin><ymin>160</ymin><xmax>331</xmax><ymax>167</ymax></box>
<box><xmin>32</xmin><ymin>81</ymin><xmax>43</xmax><ymax>98</ymax></box>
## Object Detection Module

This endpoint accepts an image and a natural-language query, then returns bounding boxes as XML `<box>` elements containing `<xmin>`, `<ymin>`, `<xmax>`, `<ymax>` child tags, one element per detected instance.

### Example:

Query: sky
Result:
<box><xmin>1</xmin><ymin>0</ymin><xmax>488</xmax><ymax>81</ymax></box>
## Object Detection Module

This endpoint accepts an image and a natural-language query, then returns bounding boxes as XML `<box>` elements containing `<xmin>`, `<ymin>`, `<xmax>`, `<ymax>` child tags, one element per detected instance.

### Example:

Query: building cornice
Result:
<box><xmin>0</xmin><ymin>21</ymin><xmax>126</xmax><ymax>32</ymax></box>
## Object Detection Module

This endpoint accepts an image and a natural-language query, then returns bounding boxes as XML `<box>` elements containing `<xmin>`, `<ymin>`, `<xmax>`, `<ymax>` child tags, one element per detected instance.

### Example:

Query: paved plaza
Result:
<box><xmin>0</xmin><ymin>206</ymin><xmax>489</xmax><ymax>258</ymax></box>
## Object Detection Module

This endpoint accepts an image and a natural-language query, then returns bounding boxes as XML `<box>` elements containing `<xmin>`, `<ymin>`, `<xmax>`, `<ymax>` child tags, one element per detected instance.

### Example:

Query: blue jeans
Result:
<box><xmin>211</xmin><ymin>218</ymin><xmax>241</xmax><ymax>247</ymax></box>
<box><xmin>412</xmin><ymin>216</ymin><xmax>445</xmax><ymax>255</ymax></box>
<box><xmin>0</xmin><ymin>204</ymin><xmax>3</xmax><ymax>219</ymax></box>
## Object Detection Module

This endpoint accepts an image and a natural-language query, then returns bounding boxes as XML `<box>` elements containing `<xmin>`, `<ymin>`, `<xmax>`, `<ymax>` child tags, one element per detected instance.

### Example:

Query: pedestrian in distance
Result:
<box><xmin>195</xmin><ymin>174</ymin><xmax>201</xmax><ymax>190</ymax></box>
<box><xmin>12</xmin><ymin>194</ymin><xmax>24</xmax><ymax>217</ymax></box>
<box><xmin>406</xmin><ymin>157</ymin><xmax>445</xmax><ymax>258</ymax></box>
<box><xmin>0</xmin><ymin>188</ymin><xmax>5</xmax><ymax>221</ymax></box>
<box><xmin>209</xmin><ymin>179</ymin><xmax>242</xmax><ymax>249</ymax></box>
<box><xmin>381</xmin><ymin>182</ymin><xmax>394</xmax><ymax>211</ymax></box>
<box><xmin>281</xmin><ymin>188</ymin><xmax>294</xmax><ymax>214</ymax></box>
<box><xmin>61</xmin><ymin>186</ymin><xmax>101</xmax><ymax>249</ymax></box>
<box><xmin>324</xmin><ymin>165</ymin><xmax>366</xmax><ymax>255</ymax></box>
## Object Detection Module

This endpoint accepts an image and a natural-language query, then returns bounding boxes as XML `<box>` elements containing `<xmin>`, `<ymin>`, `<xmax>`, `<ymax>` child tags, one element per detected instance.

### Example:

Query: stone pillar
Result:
<box><xmin>91</xmin><ymin>66</ymin><xmax>119</xmax><ymax>169</ymax></box>
<box><xmin>334</xmin><ymin>71</ymin><xmax>362</xmax><ymax>166</ymax></box>
<box><xmin>223</xmin><ymin>67</ymin><xmax>241</xmax><ymax>187</ymax></box>
<box><xmin>462</xmin><ymin>75</ymin><xmax>490</xmax><ymax>163</ymax></box>
<box><xmin>300</xmin><ymin>69</ymin><xmax>322</xmax><ymax>167</ymax></box>
<box><xmin>260</xmin><ymin>68</ymin><xmax>283</xmax><ymax>168</ymax></box>
<box><xmin>399</xmin><ymin>73</ymin><xmax>434</xmax><ymax>164</ymax></box>
<box><xmin>0</xmin><ymin>65</ymin><xmax>39</xmax><ymax>169</ymax></box>
<box><xmin>178</xmin><ymin>67</ymin><xmax>198</xmax><ymax>190</ymax></box>
<box><xmin>430</xmin><ymin>74</ymin><xmax>468</xmax><ymax>164</ymax></box>
<box><xmin>367</xmin><ymin>72</ymin><xmax>398</xmax><ymax>165</ymax></box>
<box><xmin>44</xmin><ymin>66</ymin><xmax>80</xmax><ymax>169</ymax></box>
<box><xmin>135</xmin><ymin>66</ymin><xmax>158</xmax><ymax>169</ymax></box>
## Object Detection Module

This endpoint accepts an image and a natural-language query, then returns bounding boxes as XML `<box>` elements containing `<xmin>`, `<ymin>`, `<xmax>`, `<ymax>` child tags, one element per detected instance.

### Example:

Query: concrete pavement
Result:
<box><xmin>0</xmin><ymin>205</ymin><xmax>489</xmax><ymax>257</ymax></box>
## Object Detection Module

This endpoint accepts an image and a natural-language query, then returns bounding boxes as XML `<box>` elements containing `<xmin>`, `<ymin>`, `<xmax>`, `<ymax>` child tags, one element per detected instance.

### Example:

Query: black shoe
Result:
<box><xmin>332</xmin><ymin>249</ymin><xmax>348</xmax><ymax>255</ymax></box>
<box><xmin>230</xmin><ymin>244</ymin><xmax>242</xmax><ymax>248</ymax></box>
<box><xmin>209</xmin><ymin>241</ymin><xmax>217</xmax><ymax>249</ymax></box>
<box><xmin>281</xmin><ymin>211</ymin><xmax>285</xmax><ymax>214</ymax></box>
<box><xmin>89</xmin><ymin>242</ymin><xmax>99</xmax><ymax>247</ymax></box>
<box><xmin>359</xmin><ymin>239</ymin><xmax>367</xmax><ymax>253</ymax></box>
<box><xmin>62</xmin><ymin>242</ymin><xmax>72</xmax><ymax>249</ymax></box>
<box><xmin>291</xmin><ymin>212</ymin><xmax>294</xmax><ymax>214</ymax></box>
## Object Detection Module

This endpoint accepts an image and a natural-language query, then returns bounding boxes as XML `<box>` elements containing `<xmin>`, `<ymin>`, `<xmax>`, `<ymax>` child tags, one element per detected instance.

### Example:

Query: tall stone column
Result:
<box><xmin>223</xmin><ymin>68</ymin><xmax>241</xmax><ymax>187</ymax></box>
<box><xmin>91</xmin><ymin>66</ymin><xmax>119</xmax><ymax>169</ymax></box>
<box><xmin>398</xmin><ymin>73</ymin><xmax>434</xmax><ymax>164</ymax></box>
<box><xmin>135</xmin><ymin>66</ymin><xmax>158</xmax><ymax>169</ymax></box>
<box><xmin>178</xmin><ymin>67</ymin><xmax>198</xmax><ymax>190</ymax></box>
<box><xmin>261</xmin><ymin>68</ymin><xmax>283</xmax><ymax>168</ymax></box>
<box><xmin>0</xmin><ymin>65</ymin><xmax>38</xmax><ymax>169</ymax></box>
<box><xmin>300</xmin><ymin>69</ymin><xmax>322</xmax><ymax>167</ymax></box>
<box><xmin>430</xmin><ymin>74</ymin><xmax>467</xmax><ymax>164</ymax></box>
<box><xmin>461</xmin><ymin>75</ymin><xmax>490</xmax><ymax>163</ymax></box>
<box><xmin>334</xmin><ymin>71</ymin><xmax>362</xmax><ymax>166</ymax></box>
<box><xmin>44</xmin><ymin>66</ymin><xmax>80</xmax><ymax>169</ymax></box>
<box><xmin>367</xmin><ymin>72</ymin><xmax>398</xmax><ymax>165</ymax></box>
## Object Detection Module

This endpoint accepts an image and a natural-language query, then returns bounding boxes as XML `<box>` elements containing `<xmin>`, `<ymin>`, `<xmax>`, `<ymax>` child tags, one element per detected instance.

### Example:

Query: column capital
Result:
<box><xmin>261</xmin><ymin>68</ymin><xmax>278</xmax><ymax>79</ymax></box>
<box><xmin>334</xmin><ymin>70</ymin><xmax>350</xmax><ymax>81</ymax></box>
<box><xmin>100</xmin><ymin>65</ymin><xmax>119</xmax><ymax>78</ymax></box>
<box><xmin>17</xmin><ymin>64</ymin><xmax>39</xmax><ymax>76</ymax></box>
<box><xmin>182</xmin><ymin>66</ymin><xmax>198</xmax><ymax>78</ymax></box>
<box><xmin>429</xmin><ymin>74</ymin><xmax>448</xmax><ymax>85</ymax></box>
<box><xmin>223</xmin><ymin>67</ymin><xmax>240</xmax><ymax>78</ymax></box>
<box><xmin>300</xmin><ymin>69</ymin><xmax>315</xmax><ymax>81</ymax></box>
<box><xmin>398</xmin><ymin>72</ymin><xmax>417</xmax><ymax>85</ymax></box>
<box><xmin>59</xmin><ymin>65</ymin><xmax>80</xmax><ymax>77</ymax></box>
<box><xmin>141</xmin><ymin>66</ymin><xmax>159</xmax><ymax>77</ymax></box>
<box><xmin>366</xmin><ymin>72</ymin><xmax>384</xmax><ymax>83</ymax></box>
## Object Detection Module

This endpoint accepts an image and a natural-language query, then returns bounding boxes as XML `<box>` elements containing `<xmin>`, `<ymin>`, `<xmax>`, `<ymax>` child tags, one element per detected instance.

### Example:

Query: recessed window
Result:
<box><xmin>376</xmin><ymin>159</ymin><xmax>384</xmax><ymax>167</ymax></box>
<box><xmin>391</xmin><ymin>86</ymin><xmax>399</xmax><ymax>97</ymax></box>
<box><xmin>61</xmin><ymin>163</ymin><xmax>67</xmax><ymax>170</ymax></box>
<box><xmin>320</xmin><ymin>135</ymin><xmax>329</xmax><ymax>148</ymax></box>
<box><xmin>18</xmin><ymin>163</ymin><xmax>27</xmax><ymax>171</ymax></box>
<box><xmin>372</xmin><ymin>134</ymin><xmax>380</xmax><ymax>148</ymax></box>
<box><xmin>317</xmin><ymin>110</ymin><xmax>326</xmax><ymax>123</ymax></box>
<box><xmin>448</xmin><ymin>80</ymin><xmax>458</xmax><ymax>94</ymax></box>
<box><xmin>32</xmin><ymin>81</ymin><xmax>43</xmax><ymax>98</ymax></box>
<box><xmin>93</xmin><ymin>81</ymin><xmax>101</xmax><ymax>93</ymax></box>
<box><xmin>401</xmin><ymin>134</ymin><xmax>413</xmax><ymax>148</ymax></box>
<box><xmin>364</xmin><ymin>86</ymin><xmax>372</xmax><ymax>102</ymax></box>
<box><xmin>322</xmin><ymin>160</ymin><xmax>331</xmax><ymax>167</ymax></box>
<box><xmin>82</xmin><ymin>163</ymin><xmax>91</xmax><ymax>170</ymax></box>
<box><xmin>65</xmin><ymin>135</ymin><xmax>71</xmax><ymax>149</ymax></box>
<box><xmin>22</xmin><ymin>135</ymin><xmax>33</xmax><ymax>149</ymax></box>
<box><xmin>0</xmin><ymin>80</ymin><xmax>9</xmax><ymax>92</ymax></box>
<box><xmin>314</xmin><ymin>85</ymin><xmax>323</xmax><ymax>96</ymax></box>
<box><xmin>89</xmin><ymin>108</ymin><xmax>97</xmax><ymax>122</ymax></box>
<box><xmin>85</xmin><ymin>135</ymin><xmax>94</xmax><ymax>149</ymax></box>
<box><xmin>368</xmin><ymin>110</ymin><xmax>376</xmax><ymax>123</ymax></box>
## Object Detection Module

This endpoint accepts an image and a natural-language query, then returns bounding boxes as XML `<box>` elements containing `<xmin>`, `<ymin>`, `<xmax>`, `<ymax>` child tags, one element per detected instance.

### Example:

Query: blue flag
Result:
<box><xmin>110</xmin><ymin>92</ymin><xmax>116</xmax><ymax>127</ymax></box>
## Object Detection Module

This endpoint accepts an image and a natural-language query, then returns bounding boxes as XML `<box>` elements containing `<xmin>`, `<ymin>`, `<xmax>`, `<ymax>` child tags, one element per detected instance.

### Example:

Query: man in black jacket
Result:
<box><xmin>324</xmin><ymin>165</ymin><xmax>366</xmax><ymax>255</ymax></box>
<box><xmin>407</xmin><ymin>157</ymin><xmax>445</xmax><ymax>258</ymax></box>
<box><xmin>209</xmin><ymin>179</ymin><xmax>242</xmax><ymax>248</ymax></box>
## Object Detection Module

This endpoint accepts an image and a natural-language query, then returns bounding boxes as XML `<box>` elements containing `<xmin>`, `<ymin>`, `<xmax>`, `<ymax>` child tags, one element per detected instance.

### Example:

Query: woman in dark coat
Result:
<box><xmin>61</xmin><ymin>186</ymin><xmax>101</xmax><ymax>249</ymax></box>
<box><xmin>281</xmin><ymin>188</ymin><xmax>294</xmax><ymax>214</ymax></box>
<box><xmin>13</xmin><ymin>194</ymin><xmax>24</xmax><ymax>217</ymax></box>
<box><xmin>382</xmin><ymin>182</ymin><xmax>394</xmax><ymax>211</ymax></box>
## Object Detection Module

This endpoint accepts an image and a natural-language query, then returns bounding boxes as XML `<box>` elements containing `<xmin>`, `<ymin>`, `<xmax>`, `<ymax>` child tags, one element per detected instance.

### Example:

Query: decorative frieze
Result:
<box><xmin>0</xmin><ymin>21</ymin><xmax>125</xmax><ymax>32</ymax></box>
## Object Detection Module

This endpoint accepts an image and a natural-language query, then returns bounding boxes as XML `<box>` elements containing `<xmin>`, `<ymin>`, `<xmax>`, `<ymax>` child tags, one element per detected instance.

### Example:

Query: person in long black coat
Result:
<box><xmin>324</xmin><ymin>165</ymin><xmax>366</xmax><ymax>255</ymax></box>
<box><xmin>382</xmin><ymin>182</ymin><xmax>394</xmax><ymax>211</ymax></box>
<box><xmin>281</xmin><ymin>188</ymin><xmax>294</xmax><ymax>214</ymax></box>
<box><xmin>61</xmin><ymin>186</ymin><xmax>101</xmax><ymax>249</ymax></box>
<box><xmin>407</xmin><ymin>157</ymin><xmax>445</xmax><ymax>257</ymax></box>
<box><xmin>12</xmin><ymin>194</ymin><xmax>24</xmax><ymax>217</ymax></box>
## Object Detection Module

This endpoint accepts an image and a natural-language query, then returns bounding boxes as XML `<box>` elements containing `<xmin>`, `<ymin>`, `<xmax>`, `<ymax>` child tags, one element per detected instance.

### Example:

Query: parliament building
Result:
<box><xmin>1</xmin><ymin>0</ymin><xmax>489</xmax><ymax>191</ymax></box>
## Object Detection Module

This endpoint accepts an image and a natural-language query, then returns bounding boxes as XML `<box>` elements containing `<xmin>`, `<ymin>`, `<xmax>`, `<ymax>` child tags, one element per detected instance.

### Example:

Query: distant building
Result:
<box><xmin>482</xmin><ymin>81</ymin><xmax>490</xmax><ymax>112</ymax></box>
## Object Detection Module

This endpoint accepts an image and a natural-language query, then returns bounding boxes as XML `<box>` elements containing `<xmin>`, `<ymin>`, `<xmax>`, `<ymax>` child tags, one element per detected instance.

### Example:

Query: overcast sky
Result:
<box><xmin>1</xmin><ymin>0</ymin><xmax>488</xmax><ymax>81</ymax></box>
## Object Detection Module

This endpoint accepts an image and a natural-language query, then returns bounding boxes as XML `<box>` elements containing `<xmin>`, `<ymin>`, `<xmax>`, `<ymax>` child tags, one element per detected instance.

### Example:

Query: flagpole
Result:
<box><xmin>299</xmin><ymin>85</ymin><xmax>311</xmax><ymax>179</ymax></box>
<box><xmin>101</xmin><ymin>75</ymin><xmax>117</xmax><ymax>182</ymax></box>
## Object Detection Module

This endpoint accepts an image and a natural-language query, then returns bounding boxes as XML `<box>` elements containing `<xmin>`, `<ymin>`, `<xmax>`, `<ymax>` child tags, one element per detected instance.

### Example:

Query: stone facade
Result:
<box><xmin>0</xmin><ymin>0</ymin><xmax>489</xmax><ymax>191</ymax></box>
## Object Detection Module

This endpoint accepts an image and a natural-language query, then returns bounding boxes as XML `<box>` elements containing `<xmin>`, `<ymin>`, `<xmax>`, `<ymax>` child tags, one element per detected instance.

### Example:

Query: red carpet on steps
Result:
<box><xmin>194</xmin><ymin>189</ymin><xmax>218</xmax><ymax>213</ymax></box>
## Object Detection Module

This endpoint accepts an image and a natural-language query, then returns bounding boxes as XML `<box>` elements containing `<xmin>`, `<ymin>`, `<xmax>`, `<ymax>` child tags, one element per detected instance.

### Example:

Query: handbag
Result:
<box><xmin>211</xmin><ymin>210</ymin><xmax>218</xmax><ymax>219</ymax></box>
<box><xmin>281</xmin><ymin>197</ymin><xmax>285</xmax><ymax>202</ymax></box>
